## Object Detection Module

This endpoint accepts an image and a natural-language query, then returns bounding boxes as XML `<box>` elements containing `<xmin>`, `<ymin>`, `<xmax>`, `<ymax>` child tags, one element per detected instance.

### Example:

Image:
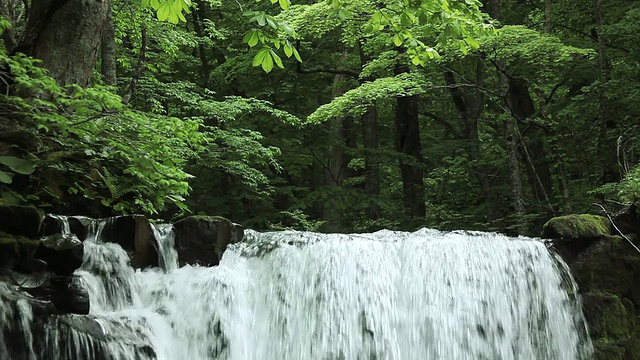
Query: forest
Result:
<box><xmin>0</xmin><ymin>0</ymin><xmax>638</xmax><ymax>235</ymax></box>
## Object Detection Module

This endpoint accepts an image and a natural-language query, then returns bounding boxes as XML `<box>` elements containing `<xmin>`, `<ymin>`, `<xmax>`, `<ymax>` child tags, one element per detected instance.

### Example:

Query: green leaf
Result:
<box><xmin>292</xmin><ymin>47</ymin><xmax>302</xmax><ymax>62</ymax></box>
<box><xmin>464</xmin><ymin>36</ymin><xmax>480</xmax><ymax>49</ymax></box>
<box><xmin>0</xmin><ymin>156</ymin><xmax>35</xmax><ymax>175</ymax></box>
<box><xmin>393</xmin><ymin>34</ymin><xmax>403</xmax><ymax>46</ymax></box>
<box><xmin>253</xmin><ymin>48</ymin><xmax>269</xmax><ymax>67</ymax></box>
<box><xmin>262</xmin><ymin>52</ymin><xmax>274</xmax><ymax>72</ymax></box>
<box><xmin>157</xmin><ymin>2</ymin><xmax>170</xmax><ymax>21</ymax></box>
<box><xmin>0</xmin><ymin>170</ymin><xmax>12</xmax><ymax>184</ymax></box>
<box><xmin>278</xmin><ymin>0</ymin><xmax>290</xmax><ymax>10</ymax></box>
<box><xmin>284</xmin><ymin>44</ymin><xmax>293</xmax><ymax>57</ymax></box>
<box><xmin>257</xmin><ymin>13</ymin><xmax>267</xmax><ymax>26</ymax></box>
<box><xmin>270</xmin><ymin>50</ymin><xmax>284</xmax><ymax>68</ymax></box>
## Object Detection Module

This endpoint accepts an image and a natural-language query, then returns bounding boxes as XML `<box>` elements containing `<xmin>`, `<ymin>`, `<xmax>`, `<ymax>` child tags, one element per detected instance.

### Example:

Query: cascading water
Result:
<box><xmin>2</xmin><ymin>224</ymin><xmax>593</xmax><ymax>360</ymax></box>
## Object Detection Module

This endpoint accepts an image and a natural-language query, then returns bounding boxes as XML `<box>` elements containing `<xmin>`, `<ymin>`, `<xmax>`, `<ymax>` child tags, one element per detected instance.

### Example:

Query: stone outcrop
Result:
<box><xmin>544</xmin><ymin>209</ymin><xmax>640</xmax><ymax>360</ymax></box>
<box><xmin>173</xmin><ymin>215</ymin><xmax>244</xmax><ymax>266</ymax></box>
<box><xmin>100</xmin><ymin>215</ymin><xmax>158</xmax><ymax>269</ymax></box>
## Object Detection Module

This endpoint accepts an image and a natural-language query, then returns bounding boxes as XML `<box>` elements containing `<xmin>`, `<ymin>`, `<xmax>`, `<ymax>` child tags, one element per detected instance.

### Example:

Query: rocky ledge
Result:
<box><xmin>543</xmin><ymin>207</ymin><xmax>640</xmax><ymax>360</ymax></box>
<box><xmin>0</xmin><ymin>204</ymin><xmax>244</xmax><ymax>359</ymax></box>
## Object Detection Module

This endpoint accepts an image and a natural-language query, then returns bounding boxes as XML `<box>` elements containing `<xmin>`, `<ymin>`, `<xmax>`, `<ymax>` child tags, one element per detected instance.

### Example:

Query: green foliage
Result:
<box><xmin>307</xmin><ymin>73</ymin><xmax>427</xmax><ymax>123</ymax></box>
<box><xmin>0</xmin><ymin>156</ymin><xmax>35</xmax><ymax>184</ymax></box>
<box><xmin>0</xmin><ymin>44</ymin><xmax>206</xmax><ymax>214</ymax></box>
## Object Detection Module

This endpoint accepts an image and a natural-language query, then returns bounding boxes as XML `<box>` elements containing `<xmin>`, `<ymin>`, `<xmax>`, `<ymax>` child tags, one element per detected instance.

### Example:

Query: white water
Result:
<box><xmin>0</xmin><ymin>222</ymin><xmax>593</xmax><ymax>359</ymax></box>
<box><xmin>73</xmin><ymin>227</ymin><xmax>591</xmax><ymax>360</ymax></box>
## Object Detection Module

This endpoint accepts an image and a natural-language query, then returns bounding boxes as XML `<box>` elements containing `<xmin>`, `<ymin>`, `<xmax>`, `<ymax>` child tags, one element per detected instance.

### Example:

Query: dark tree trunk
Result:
<box><xmin>101</xmin><ymin>1</ymin><xmax>116</xmax><ymax>85</ymax></box>
<box><xmin>443</xmin><ymin>68</ymin><xmax>501</xmax><ymax>221</ymax></box>
<box><xmin>593</xmin><ymin>0</ymin><xmax>618</xmax><ymax>184</ymax></box>
<box><xmin>395</xmin><ymin>65</ymin><xmax>425</xmax><ymax>220</ymax></box>
<box><xmin>362</xmin><ymin>106</ymin><xmax>381</xmax><ymax>220</ymax></box>
<box><xmin>192</xmin><ymin>0</ymin><xmax>210</xmax><ymax>88</ymax></box>
<box><xmin>20</xmin><ymin>0</ymin><xmax>110</xmax><ymax>86</ymax></box>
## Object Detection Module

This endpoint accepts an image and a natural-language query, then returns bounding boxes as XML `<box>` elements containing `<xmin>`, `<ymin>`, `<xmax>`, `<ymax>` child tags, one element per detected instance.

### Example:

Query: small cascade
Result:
<box><xmin>1</xmin><ymin>222</ymin><xmax>593</xmax><ymax>360</ymax></box>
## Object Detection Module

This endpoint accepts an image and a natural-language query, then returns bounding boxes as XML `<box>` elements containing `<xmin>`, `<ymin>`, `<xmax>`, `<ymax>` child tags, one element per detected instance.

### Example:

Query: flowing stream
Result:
<box><xmin>2</xmin><ymin>224</ymin><xmax>593</xmax><ymax>359</ymax></box>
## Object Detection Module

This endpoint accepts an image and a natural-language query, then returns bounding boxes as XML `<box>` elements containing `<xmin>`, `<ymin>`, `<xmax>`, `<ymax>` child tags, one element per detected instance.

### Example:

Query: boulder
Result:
<box><xmin>100</xmin><ymin>215</ymin><xmax>158</xmax><ymax>269</ymax></box>
<box><xmin>34</xmin><ymin>234</ymin><xmax>84</xmax><ymax>275</ymax></box>
<box><xmin>41</xmin><ymin>214</ymin><xmax>94</xmax><ymax>241</ymax></box>
<box><xmin>173</xmin><ymin>216</ymin><xmax>244</xmax><ymax>266</ymax></box>
<box><xmin>544</xmin><ymin>214</ymin><xmax>614</xmax><ymax>263</ymax></box>
<box><xmin>50</xmin><ymin>275</ymin><xmax>90</xmax><ymax>315</ymax></box>
<box><xmin>543</xmin><ymin>214</ymin><xmax>612</xmax><ymax>239</ymax></box>
<box><xmin>582</xmin><ymin>292</ymin><xmax>635</xmax><ymax>341</ymax></box>
<box><xmin>594</xmin><ymin>342</ymin><xmax>625</xmax><ymax>360</ymax></box>
<box><xmin>569</xmin><ymin>235</ymin><xmax>640</xmax><ymax>295</ymax></box>
<box><xmin>0</xmin><ymin>205</ymin><xmax>43</xmax><ymax>238</ymax></box>
<box><xmin>0</xmin><ymin>233</ymin><xmax>19</xmax><ymax>268</ymax></box>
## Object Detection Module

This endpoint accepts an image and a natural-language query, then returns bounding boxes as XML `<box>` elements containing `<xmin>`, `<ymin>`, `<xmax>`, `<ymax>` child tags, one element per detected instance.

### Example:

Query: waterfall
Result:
<box><xmin>1</xmin><ymin>225</ymin><xmax>592</xmax><ymax>360</ymax></box>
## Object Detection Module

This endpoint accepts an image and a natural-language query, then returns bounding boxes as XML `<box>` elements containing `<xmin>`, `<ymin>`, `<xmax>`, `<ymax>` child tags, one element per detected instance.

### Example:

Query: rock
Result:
<box><xmin>582</xmin><ymin>292</ymin><xmax>635</xmax><ymax>341</ymax></box>
<box><xmin>100</xmin><ymin>215</ymin><xmax>158</xmax><ymax>269</ymax></box>
<box><xmin>594</xmin><ymin>341</ymin><xmax>625</xmax><ymax>360</ymax></box>
<box><xmin>622</xmin><ymin>339</ymin><xmax>640</xmax><ymax>360</ymax></box>
<box><xmin>543</xmin><ymin>214</ymin><xmax>612</xmax><ymax>239</ymax></box>
<box><xmin>544</xmin><ymin>214</ymin><xmax>615</xmax><ymax>263</ymax></box>
<box><xmin>0</xmin><ymin>205</ymin><xmax>43</xmax><ymax>238</ymax></box>
<box><xmin>0</xmin><ymin>233</ymin><xmax>19</xmax><ymax>268</ymax></box>
<box><xmin>173</xmin><ymin>216</ymin><xmax>244</xmax><ymax>266</ymax></box>
<box><xmin>569</xmin><ymin>235</ymin><xmax>639</xmax><ymax>294</ymax></box>
<box><xmin>41</xmin><ymin>214</ymin><xmax>94</xmax><ymax>241</ymax></box>
<box><xmin>51</xmin><ymin>275</ymin><xmax>90</xmax><ymax>315</ymax></box>
<box><xmin>34</xmin><ymin>234</ymin><xmax>84</xmax><ymax>275</ymax></box>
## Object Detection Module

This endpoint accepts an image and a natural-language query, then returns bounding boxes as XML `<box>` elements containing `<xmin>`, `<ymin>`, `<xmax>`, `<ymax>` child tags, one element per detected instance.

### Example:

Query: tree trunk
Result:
<box><xmin>593</xmin><ymin>0</ymin><xmax>618</xmax><ymax>184</ymax></box>
<box><xmin>443</xmin><ymin>68</ymin><xmax>500</xmax><ymax>221</ymax></box>
<box><xmin>192</xmin><ymin>0</ymin><xmax>211</xmax><ymax>89</ymax></box>
<box><xmin>362</xmin><ymin>106</ymin><xmax>381</xmax><ymax>220</ymax></box>
<box><xmin>21</xmin><ymin>0</ymin><xmax>110</xmax><ymax>86</ymax></box>
<box><xmin>395</xmin><ymin>65</ymin><xmax>425</xmax><ymax>221</ymax></box>
<box><xmin>507</xmin><ymin>120</ymin><xmax>526</xmax><ymax>233</ymax></box>
<box><xmin>101</xmin><ymin>1</ymin><xmax>116</xmax><ymax>85</ymax></box>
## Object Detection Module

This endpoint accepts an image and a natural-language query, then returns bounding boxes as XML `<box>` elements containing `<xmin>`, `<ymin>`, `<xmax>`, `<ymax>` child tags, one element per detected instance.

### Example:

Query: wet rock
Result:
<box><xmin>41</xmin><ymin>214</ymin><xmax>94</xmax><ymax>241</ymax></box>
<box><xmin>100</xmin><ymin>215</ymin><xmax>158</xmax><ymax>269</ymax></box>
<box><xmin>35</xmin><ymin>234</ymin><xmax>84</xmax><ymax>275</ymax></box>
<box><xmin>0</xmin><ymin>205</ymin><xmax>43</xmax><ymax>238</ymax></box>
<box><xmin>51</xmin><ymin>275</ymin><xmax>90</xmax><ymax>315</ymax></box>
<box><xmin>173</xmin><ymin>216</ymin><xmax>244</xmax><ymax>266</ymax></box>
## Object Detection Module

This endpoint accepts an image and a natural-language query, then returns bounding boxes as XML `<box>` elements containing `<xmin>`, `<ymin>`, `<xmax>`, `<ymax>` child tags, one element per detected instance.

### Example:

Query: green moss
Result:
<box><xmin>0</xmin><ymin>233</ymin><xmax>19</xmax><ymax>267</ymax></box>
<box><xmin>542</xmin><ymin>214</ymin><xmax>612</xmax><ymax>239</ymax></box>
<box><xmin>15</xmin><ymin>235</ymin><xmax>40</xmax><ymax>258</ymax></box>
<box><xmin>583</xmin><ymin>292</ymin><xmax>635</xmax><ymax>342</ymax></box>
<box><xmin>594</xmin><ymin>341</ymin><xmax>625</xmax><ymax>360</ymax></box>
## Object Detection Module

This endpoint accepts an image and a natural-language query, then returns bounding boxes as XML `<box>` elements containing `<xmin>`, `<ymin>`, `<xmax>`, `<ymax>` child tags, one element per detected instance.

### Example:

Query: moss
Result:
<box><xmin>15</xmin><ymin>235</ymin><xmax>40</xmax><ymax>258</ymax></box>
<box><xmin>583</xmin><ymin>292</ymin><xmax>635</xmax><ymax>342</ymax></box>
<box><xmin>0</xmin><ymin>233</ymin><xmax>19</xmax><ymax>267</ymax></box>
<box><xmin>543</xmin><ymin>214</ymin><xmax>612</xmax><ymax>239</ymax></box>
<box><xmin>594</xmin><ymin>341</ymin><xmax>625</xmax><ymax>360</ymax></box>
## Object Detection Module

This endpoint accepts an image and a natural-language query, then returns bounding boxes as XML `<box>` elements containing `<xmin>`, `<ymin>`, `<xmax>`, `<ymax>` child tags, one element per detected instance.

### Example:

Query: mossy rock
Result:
<box><xmin>571</xmin><ymin>236</ymin><xmax>637</xmax><ymax>294</ymax></box>
<box><xmin>0</xmin><ymin>205</ymin><xmax>44</xmax><ymax>238</ymax></box>
<box><xmin>594</xmin><ymin>341</ymin><xmax>625</xmax><ymax>360</ymax></box>
<box><xmin>543</xmin><ymin>214</ymin><xmax>612</xmax><ymax>239</ymax></box>
<box><xmin>622</xmin><ymin>339</ymin><xmax>640</xmax><ymax>360</ymax></box>
<box><xmin>0</xmin><ymin>233</ymin><xmax>19</xmax><ymax>268</ymax></box>
<box><xmin>583</xmin><ymin>292</ymin><xmax>635</xmax><ymax>342</ymax></box>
